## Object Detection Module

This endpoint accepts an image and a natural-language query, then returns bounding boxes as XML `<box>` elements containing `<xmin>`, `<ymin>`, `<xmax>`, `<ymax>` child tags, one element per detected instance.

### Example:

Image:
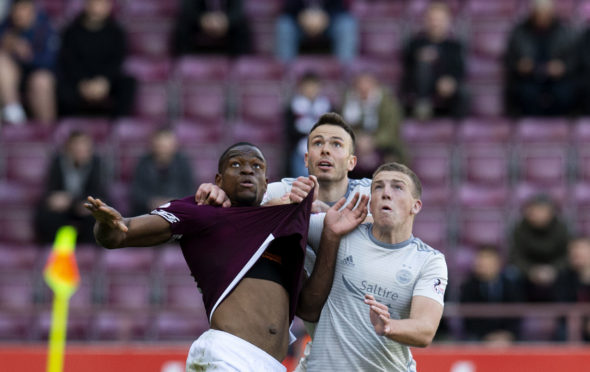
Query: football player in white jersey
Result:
<box><xmin>303</xmin><ymin>162</ymin><xmax>447</xmax><ymax>371</ymax></box>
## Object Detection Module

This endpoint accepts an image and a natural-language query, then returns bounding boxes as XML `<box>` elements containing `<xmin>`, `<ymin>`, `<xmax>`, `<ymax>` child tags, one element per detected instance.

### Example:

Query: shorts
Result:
<box><xmin>186</xmin><ymin>329</ymin><xmax>286</xmax><ymax>372</ymax></box>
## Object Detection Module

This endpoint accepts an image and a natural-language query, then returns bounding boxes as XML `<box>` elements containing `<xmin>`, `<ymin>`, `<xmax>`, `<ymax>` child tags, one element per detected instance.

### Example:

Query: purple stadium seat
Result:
<box><xmin>100</xmin><ymin>248</ymin><xmax>155</xmax><ymax>274</ymax></box>
<box><xmin>175</xmin><ymin>56</ymin><xmax>231</xmax><ymax>82</ymax></box>
<box><xmin>36</xmin><ymin>309</ymin><xmax>92</xmax><ymax>341</ymax></box>
<box><xmin>0</xmin><ymin>180</ymin><xmax>42</xmax><ymax>207</ymax></box>
<box><xmin>469</xmin><ymin>21</ymin><xmax>512</xmax><ymax>59</ymax></box>
<box><xmin>515</xmin><ymin>118</ymin><xmax>570</xmax><ymax>143</ymax></box>
<box><xmin>457</xmin><ymin>117</ymin><xmax>512</xmax><ymax>143</ymax></box>
<box><xmin>243</xmin><ymin>0</ymin><xmax>283</xmax><ymax>18</ymax></box>
<box><xmin>457</xmin><ymin>208</ymin><xmax>508</xmax><ymax>246</ymax></box>
<box><xmin>163</xmin><ymin>278</ymin><xmax>205</xmax><ymax>310</ymax></box>
<box><xmin>174</xmin><ymin>119</ymin><xmax>224</xmax><ymax>145</ymax></box>
<box><xmin>124</xmin><ymin>57</ymin><xmax>171</xmax><ymax>81</ymax></box>
<box><xmin>112</xmin><ymin>118</ymin><xmax>158</xmax><ymax>182</ymax></box>
<box><xmin>180</xmin><ymin>143</ymin><xmax>222</xmax><ymax>185</ymax></box>
<box><xmin>249</xmin><ymin>18</ymin><xmax>275</xmax><ymax>55</ymax></box>
<box><xmin>572</xmin><ymin>182</ymin><xmax>590</xmax><ymax>208</ymax></box>
<box><xmin>68</xmin><ymin>278</ymin><xmax>94</xmax><ymax>311</ymax></box>
<box><xmin>236</xmin><ymin>85</ymin><xmax>284</xmax><ymax>123</ymax></box>
<box><xmin>0</xmin><ymin>272</ymin><xmax>35</xmax><ymax>309</ymax></box>
<box><xmin>516</xmin><ymin>145</ymin><xmax>568</xmax><ymax>185</ymax></box>
<box><xmin>520</xmin><ymin>317</ymin><xmax>559</xmax><ymax>342</ymax></box>
<box><xmin>407</xmin><ymin>145</ymin><xmax>453</xmax><ymax>186</ymax></box>
<box><xmin>154</xmin><ymin>310</ymin><xmax>209</xmax><ymax>340</ymax></box>
<box><xmin>351</xmin><ymin>0</ymin><xmax>405</xmax><ymax>18</ymax></box>
<box><xmin>157</xmin><ymin>245</ymin><xmax>190</xmax><ymax>276</ymax></box>
<box><xmin>0</xmin><ymin>311</ymin><xmax>35</xmax><ymax>340</ymax></box>
<box><xmin>458</xmin><ymin>144</ymin><xmax>511</xmax><ymax>185</ymax></box>
<box><xmin>401</xmin><ymin>119</ymin><xmax>456</xmax><ymax>144</ymax></box>
<box><xmin>230</xmin><ymin>120</ymin><xmax>284</xmax><ymax>144</ymax></box>
<box><xmin>0</xmin><ymin>206</ymin><xmax>35</xmax><ymax>244</ymax></box>
<box><xmin>118</xmin><ymin>0</ymin><xmax>178</xmax><ymax>18</ymax></box>
<box><xmin>126</xmin><ymin>19</ymin><xmax>173</xmax><ymax>58</ymax></box>
<box><xmin>512</xmin><ymin>182</ymin><xmax>568</xmax><ymax>209</ymax></box>
<box><xmin>463</xmin><ymin>0</ymin><xmax>520</xmax><ymax>19</ymax></box>
<box><xmin>105</xmin><ymin>275</ymin><xmax>153</xmax><ymax>310</ymax></box>
<box><xmin>413</xmin><ymin>208</ymin><xmax>449</xmax><ymax>251</ymax></box>
<box><xmin>0</xmin><ymin>243</ymin><xmax>38</xmax><ymax>271</ymax></box>
<box><xmin>469</xmin><ymin>83</ymin><xmax>504</xmax><ymax>117</ymax></box>
<box><xmin>420</xmin><ymin>184</ymin><xmax>452</xmax><ymax>208</ymax></box>
<box><xmin>289</xmin><ymin>56</ymin><xmax>344</xmax><ymax>81</ymax></box>
<box><xmin>572</xmin><ymin>118</ymin><xmax>590</xmax><ymax>143</ymax></box>
<box><xmin>181</xmin><ymin>84</ymin><xmax>226</xmax><ymax>120</ymax></box>
<box><xmin>134</xmin><ymin>80</ymin><xmax>170</xmax><ymax>119</ymax></box>
<box><xmin>0</xmin><ymin>124</ymin><xmax>52</xmax><ymax>143</ymax></box>
<box><xmin>576</xmin><ymin>209</ymin><xmax>590</xmax><ymax>236</ymax></box>
<box><xmin>359</xmin><ymin>20</ymin><xmax>401</xmax><ymax>58</ymax></box>
<box><xmin>457</xmin><ymin>182</ymin><xmax>510</xmax><ymax>208</ymax></box>
<box><xmin>74</xmin><ymin>244</ymin><xmax>101</xmax><ymax>272</ymax></box>
<box><xmin>347</xmin><ymin>58</ymin><xmax>401</xmax><ymax>88</ymax></box>
<box><xmin>578</xmin><ymin>0</ymin><xmax>590</xmax><ymax>22</ymax></box>
<box><xmin>2</xmin><ymin>142</ymin><xmax>50</xmax><ymax>186</ymax></box>
<box><xmin>467</xmin><ymin>55</ymin><xmax>503</xmax><ymax>83</ymax></box>
<box><xmin>108</xmin><ymin>181</ymin><xmax>131</xmax><ymax>216</ymax></box>
<box><xmin>54</xmin><ymin>118</ymin><xmax>112</xmax><ymax>146</ymax></box>
<box><xmin>577</xmin><ymin>147</ymin><xmax>590</xmax><ymax>182</ymax></box>
<box><xmin>93</xmin><ymin>310</ymin><xmax>150</xmax><ymax>341</ymax></box>
<box><xmin>232</xmin><ymin>57</ymin><xmax>285</xmax><ymax>82</ymax></box>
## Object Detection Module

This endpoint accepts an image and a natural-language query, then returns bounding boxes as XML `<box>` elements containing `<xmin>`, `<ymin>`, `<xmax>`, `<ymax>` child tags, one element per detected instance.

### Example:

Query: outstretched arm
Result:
<box><xmin>297</xmin><ymin>193</ymin><xmax>369</xmax><ymax>322</ymax></box>
<box><xmin>364</xmin><ymin>294</ymin><xmax>443</xmax><ymax>347</ymax></box>
<box><xmin>84</xmin><ymin>196</ymin><xmax>172</xmax><ymax>248</ymax></box>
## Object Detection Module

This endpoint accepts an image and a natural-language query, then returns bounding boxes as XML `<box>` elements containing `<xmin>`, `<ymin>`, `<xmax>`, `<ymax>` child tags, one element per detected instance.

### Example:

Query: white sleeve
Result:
<box><xmin>307</xmin><ymin>213</ymin><xmax>326</xmax><ymax>254</ymax></box>
<box><xmin>412</xmin><ymin>254</ymin><xmax>448</xmax><ymax>306</ymax></box>
<box><xmin>262</xmin><ymin>182</ymin><xmax>290</xmax><ymax>205</ymax></box>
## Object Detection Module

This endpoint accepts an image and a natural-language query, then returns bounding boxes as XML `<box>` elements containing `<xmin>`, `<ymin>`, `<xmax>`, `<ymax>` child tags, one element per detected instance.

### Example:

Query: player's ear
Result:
<box><xmin>215</xmin><ymin>173</ymin><xmax>222</xmax><ymax>187</ymax></box>
<box><xmin>411</xmin><ymin>199</ymin><xmax>422</xmax><ymax>215</ymax></box>
<box><xmin>347</xmin><ymin>154</ymin><xmax>357</xmax><ymax>172</ymax></box>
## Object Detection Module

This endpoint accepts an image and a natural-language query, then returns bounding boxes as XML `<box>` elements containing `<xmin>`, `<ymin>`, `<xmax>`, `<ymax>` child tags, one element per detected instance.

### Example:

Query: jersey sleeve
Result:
<box><xmin>150</xmin><ymin>196</ymin><xmax>207</xmax><ymax>237</ymax></box>
<box><xmin>307</xmin><ymin>213</ymin><xmax>326</xmax><ymax>253</ymax></box>
<box><xmin>412</xmin><ymin>254</ymin><xmax>448</xmax><ymax>306</ymax></box>
<box><xmin>262</xmin><ymin>181</ymin><xmax>290</xmax><ymax>205</ymax></box>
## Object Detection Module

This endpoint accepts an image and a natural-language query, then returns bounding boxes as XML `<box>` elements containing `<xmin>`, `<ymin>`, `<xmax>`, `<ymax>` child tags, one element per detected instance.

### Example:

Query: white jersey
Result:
<box><xmin>262</xmin><ymin>177</ymin><xmax>372</xmax><ymax>276</ymax></box>
<box><xmin>305</xmin><ymin>215</ymin><xmax>448</xmax><ymax>372</ymax></box>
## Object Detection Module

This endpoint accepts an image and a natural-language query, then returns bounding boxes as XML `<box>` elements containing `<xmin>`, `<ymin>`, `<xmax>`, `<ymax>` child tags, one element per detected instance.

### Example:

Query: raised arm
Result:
<box><xmin>84</xmin><ymin>196</ymin><xmax>172</xmax><ymax>248</ymax></box>
<box><xmin>297</xmin><ymin>193</ymin><xmax>369</xmax><ymax>322</ymax></box>
<box><xmin>364</xmin><ymin>294</ymin><xmax>443</xmax><ymax>347</ymax></box>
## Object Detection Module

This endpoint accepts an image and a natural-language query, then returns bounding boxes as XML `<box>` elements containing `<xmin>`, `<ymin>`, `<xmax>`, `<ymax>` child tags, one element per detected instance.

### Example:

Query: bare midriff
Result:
<box><xmin>210</xmin><ymin>277</ymin><xmax>290</xmax><ymax>361</ymax></box>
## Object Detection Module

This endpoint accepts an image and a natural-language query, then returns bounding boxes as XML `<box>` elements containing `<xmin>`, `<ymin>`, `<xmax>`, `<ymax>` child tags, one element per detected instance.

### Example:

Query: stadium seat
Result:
<box><xmin>0</xmin><ymin>272</ymin><xmax>36</xmax><ymax>309</ymax></box>
<box><xmin>469</xmin><ymin>20</ymin><xmax>512</xmax><ymax>59</ymax></box>
<box><xmin>462</xmin><ymin>0</ymin><xmax>520</xmax><ymax>19</ymax></box>
<box><xmin>512</xmin><ymin>182</ymin><xmax>568</xmax><ymax>209</ymax></box>
<box><xmin>112</xmin><ymin>118</ymin><xmax>158</xmax><ymax>182</ymax></box>
<box><xmin>163</xmin><ymin>277</ymin><xmax>205</xmax><ymax>311</ymax></box>
<box><xmin>108</xmin><ymin>181</ymin><xmax>131</xmax><ymax>216</ymax></box>
<box><xmin>466</xmin><ymin>55</ymin><xmax>503</xmax><ymax>84</ymax></box>
<box><xmin>123</xmin><ymin>58</ymin><xmax>171</xmax><ymax>119</ymax></box>
<box><xmin>175</xmin><ymin>56</ymin><xmax>231</xmax><ymax>82</ymax></box>
<box><xmin>232</xmin><ymin>57</ymin><xmax>285</xmax><ymax>82</ymax></box>
<box><xmin>515</xmin><ymin>145</ymin><xmax>569</xmax><ymax>186</ymax></box>
<box><xmin>572</xmin><ymin>118</ymin><xmax>590</xmax><ymax>144</ymax></box>
<box><xmin>469</xmin><ymin>83</ymin><xmax>504</xmax><ymax>117</ymax></box>
<box><xmin>249</xmin><ymin>17</ymin><xmax>276</xmax><ymax>55</ymax></box>
<box><xmin>0</xmin><ymin>206</ymin><xmax>36</xmax><ymax>244</ymax></box>
<box><xmin>289</xmin><ymin>56</ymin><xmax>344</xmax><ymax>81</ymax></box>
<box><xmin>54</xmin><ymin>118</ymin><xmax>112</xmax><ymax>146</ymax></box>
<box><xmin>174</xmin><ymin>119</ymin><xmax>224</xmax><ymax>145</ymax></box>
<box><xmin>457</xmin><ymin>144</ymin><xmax>511</xmax><ymax>185</ymax></box>
<box><xmin>157</xmin><ymin>245</ymin><xmax>191</xmax><ymax>276</ymax></box>
<box><xmin>456</xmin><ymin>208</ymin><xmax>508</xmax><ymax>247</ymax></box>
<box><xmin>456</xmin><ymin>182</ymin><xmax>510</xmax><ymax>209</ymax></box>
<box><xmin>457</xmin><ymin>117</ymin><xmax>512</xmax><ymax>143</ymax></box>
<box><xmin>351</xmin><ymin>0</ymin><xmax>405</xmax><ymax>19</ymax></box>
<box><xmin>401</xmin><ymin>119</ymin><xmax>456</xmax><ymax>144</ymax></box>
<box><xmin>0</xmin><ymin>311</ymin><xmax>35</xmax><ymax>340</ymax></box>
<box><xmin>515</xmin><ymin>118</ymin><xmax>570</xmax><ymax>143</ymax></box>
<box><xmin>346</xmin><ymin>58</ymin><xmax>402</xmax><ymax>89</ymax></box>
<box><xmin>243</xmin><ymin>0</ymin><xmax>283</xmax><ymax>18</ymax></box>
<box><xmin>572</xmin><ymin>182</ymin><xmax>590</xmax><ymax>208</ymax></box>
<box><xmin>236</xmin><ymin>85</ymin><xmax>284</xmax><ymax>124</ymax></box>
<box><xmin>359</xmin><ymin>19</ymin><xmax>401</xmax><ymax>58</ymax></box>
<box><xmin>100</xmin><ymin>248</ymin><xmax>155</xmax><ymax>274</ymax></box>
<box><xmin>36</xmin><ymin>309</ymin><xmax>93</xmax><ymax>341</ymax></box>
<box><xmin>407</xmin><ymin>145</ymin><xmax>453</xmax><ymax>186</ymax></box>
<box><xmin>126</xmin><ymin>19</ymin><xmax>173</xmax><ymax>58</ymax></box>
<box><xmin>0</xmin><ymin>243</ymin><xmax>39</xmax><ymax>271</ymax></box>
<box><xmin>92</xmin><ymin>310</ymin><xmax>151</xmax><ymax>341</ymax></box>
<box><xmin>181</xmin><ymin>83</ymin><xmax>227</xmax><ymax>121</ymax></box>
<box><xmin>104</xmin><ymin>275</ymin><xmax>153</xmax><ymax>310</ymax></box>
<box><xmin>412</xmin><ymin>208</ymin><xmax>450</xmax><ymax>252</ymax></box>
<box><xmin>1</xmin><ymin>142</ymin><xmax>51</xmax><ymax>186</ymax></box>
<box><xmin>0</xmin><ymin>123</ymin><xmax>52</xmax><ymax>143</ymax></box>
<box><xmin>68</xmin><ymin>278</ymin><xmax>94</xmax><ymax>311</ymax></box>
<box><xmin>420</xmin><ymin>183</ymin><xmax>453</xmax><ymax>208</ymax></box>
<box><xmin>118</xmin><ymin>0</ymin><xmax>178</xmax><ymax>19</ymax></box>
<box><xmin>575</xmin><ymin>209</ymin><xmax>590</xmax><ymax>236</ymax></box>
<box><xmin>577</xmin><ymin>147</ymin><xmax>590</xmax><ymax>182</ymax></box>
<box><xmin>153</xmin><ymin>310</ymin><xmax>209</xmax><ymax>341</ymax></box>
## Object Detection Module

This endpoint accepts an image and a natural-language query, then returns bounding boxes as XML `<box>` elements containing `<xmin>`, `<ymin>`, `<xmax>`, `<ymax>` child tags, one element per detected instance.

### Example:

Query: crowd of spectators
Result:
<box><xmin>2</xmin><ymin>0</ymin><xmax>590</xmax><ymax>345</ymax></box>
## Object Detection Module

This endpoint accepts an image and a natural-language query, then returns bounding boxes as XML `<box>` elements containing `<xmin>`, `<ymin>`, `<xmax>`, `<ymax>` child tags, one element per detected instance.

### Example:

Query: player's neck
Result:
<box><xmin>371</xmin><ymin>222</ymin><xmax>413</xmax><ymax>245</ymax></box>
<box><xmin>318</xmin><ymin>178</ymin><xmax>349</xmax><ymax>204</ymax></box>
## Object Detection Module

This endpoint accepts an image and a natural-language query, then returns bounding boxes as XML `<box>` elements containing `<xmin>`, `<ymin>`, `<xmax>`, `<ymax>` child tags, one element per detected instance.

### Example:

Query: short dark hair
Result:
<box><xmin>299</xmin><ymin>70</ymin><xmax>320</xmax><ymax>84</ymax></box>
<box><xmin>372</xmin><ymin>162</ymin><xmax>422</xmax><ymax>198</ymax></box>
<box><xmin>308</xmin><ymin>112</ymin><xmax>356</xmax><ymax>151</ymax></box>
<box><xmin>218</xmin><ymin>142</ymin><xmax>263</xmax><ymax>172</ymax></box>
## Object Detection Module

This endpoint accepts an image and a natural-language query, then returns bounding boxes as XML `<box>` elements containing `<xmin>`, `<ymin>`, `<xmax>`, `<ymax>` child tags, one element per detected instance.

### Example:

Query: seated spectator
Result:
<box><xmin>0</xmin><ymin>0</ymin><xmax>58</xmax><ymax>125</ymax></box>
<box><xmin>460</xmin><ymin>245</ymin><xmax>524</xmax><ymax>344</ymax></box>
<box><xmin>556</xmin><ymin>237</ymin><xmax>590</xmax><ymax>341</ymax></box>
<box><xmin>35</xmin><ymin>131</ymin><xmax>108</xmax><ymax>244</ymax></box>
<box><xmin>342</xmin><ymin>71</ymin><xmax>405</xmax><ymax>178</ymax></box>
<box><xmin>171</xmin><ymin>0</ymin><xmax>251</xmax><ymax>57</ymax></box>
<box><xmin>275</xmin><ymin>0</ymin><xmax>358</xmax><ymax>64</ymax></box>
<box><xmin>504</xmin><ymin>0</ymin><xmax>576</xmax><ymax>116</ymax></box>
<box><xmin>509</xmin><ymin>193</ymin><xmax>569</xmax><ymax>302</ymax></box>
<box><xmin>400</xmin><ymin>2</ymin><xmax>467</xmax><ymax>120</ymax></box>
<box><xmin>130</xmin><ymin>128</ymin><xmax>195</xmax><ymax>216</ymax></box>
<box><xmin>285</xmin><ymin>71</ymin><xmax>332</xmax><ymax>177</ymax></box>
<box><xmin>56</xmin><ymin>0</ymin><xmax>136</xmax><ymax>118</ymax></box>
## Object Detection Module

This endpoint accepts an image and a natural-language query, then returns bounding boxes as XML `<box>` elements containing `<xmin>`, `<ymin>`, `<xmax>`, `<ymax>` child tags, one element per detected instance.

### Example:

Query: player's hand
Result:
<box><xmin>323</xmin><ymin>192</ymin><xmax>369</xmax><ymax>237</ymax></box>
<box><xmin>364</xmin><ymin>294</ymin><xmax>392</xmax><ymax>336</ymax></box>
<box><xmin>289</xmin><ymin>175</ymin><xmax>318</xmax><ymax>203</ymax></box>
<box><xmin>84</xmin><ymin>196</ymin><xmax>128</xmax><ymax>232</ymax></box>
<box><xmin>195</xmin><ymin>183</ymin><xmax>231</xmax><ymax>208</ymax></box>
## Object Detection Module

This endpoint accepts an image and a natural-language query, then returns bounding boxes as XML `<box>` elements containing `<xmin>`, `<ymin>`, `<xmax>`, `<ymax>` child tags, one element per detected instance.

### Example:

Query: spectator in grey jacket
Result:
<box><xmin>130</xmin><ymin>127</ymin><xmax>195</xmax><ymax>215</ymax></box>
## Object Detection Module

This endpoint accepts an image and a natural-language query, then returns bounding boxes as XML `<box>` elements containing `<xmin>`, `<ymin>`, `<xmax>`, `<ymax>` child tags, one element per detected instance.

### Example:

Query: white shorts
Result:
<box><xmin>186</xmin><ymin>329</ymin><xmax>286</xmax><ymax>372</ymax></box>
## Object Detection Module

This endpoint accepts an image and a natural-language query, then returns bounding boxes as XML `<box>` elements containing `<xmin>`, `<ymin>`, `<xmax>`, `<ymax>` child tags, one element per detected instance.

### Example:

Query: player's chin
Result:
<box><xmin>234</xmin><ymin>191</ymin><xmax>258</xmax><ymax>206</ymax></box>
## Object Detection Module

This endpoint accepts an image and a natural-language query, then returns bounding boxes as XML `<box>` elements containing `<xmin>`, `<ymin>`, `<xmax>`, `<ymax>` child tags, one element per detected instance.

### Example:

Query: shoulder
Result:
<box><xmin>411</xmin><ymin>237</ymin><xmax>445</xmax><ymax>258</ymax></box>
<box><xmin>348</xmin><ymin>177</ymin><xmax>372</xmax><ymax>189</ymax></box>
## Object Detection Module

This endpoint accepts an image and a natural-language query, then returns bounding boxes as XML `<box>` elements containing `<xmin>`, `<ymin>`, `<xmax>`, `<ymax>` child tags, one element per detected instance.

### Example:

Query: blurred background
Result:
<box><xmin>1</xmin><ymin>0</ymin><xmax>590</xmax><ymax>371</ymax></box>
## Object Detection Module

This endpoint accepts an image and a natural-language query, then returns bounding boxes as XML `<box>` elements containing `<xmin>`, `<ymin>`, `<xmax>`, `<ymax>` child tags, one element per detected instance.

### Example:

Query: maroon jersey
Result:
<box><xmin>151</xmin><ymin>192</ymin><xmax>313</xmax><ymax>323</ymax></box>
